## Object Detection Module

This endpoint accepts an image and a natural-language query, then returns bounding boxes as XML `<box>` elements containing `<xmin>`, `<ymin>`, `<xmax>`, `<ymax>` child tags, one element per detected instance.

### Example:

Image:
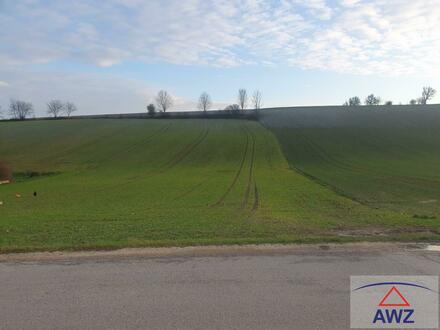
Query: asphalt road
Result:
<box><xmin>0</xmin><ymin>244</ymin><xmax>439</xmax><ymax>330</ymax></box>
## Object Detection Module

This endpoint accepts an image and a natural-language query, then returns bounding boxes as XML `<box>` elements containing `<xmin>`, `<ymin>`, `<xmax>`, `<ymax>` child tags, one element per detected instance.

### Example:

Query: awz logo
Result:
<box><xmin>372</xmin><ymin>285</ymin><xmax>414</xmax><ymax>325</ymax></box>
<box><xmin>350</xmin><ymin>276</ymin><xmax>438</xmax><ymax>329</ymax></box>
<box><xmin>373</xmin><ymin>308</ymin><xmax>414</xmax><ymax>325</ymax></box>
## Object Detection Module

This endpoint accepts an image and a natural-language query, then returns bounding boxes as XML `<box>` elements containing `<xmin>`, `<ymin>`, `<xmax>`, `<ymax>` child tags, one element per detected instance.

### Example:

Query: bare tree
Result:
<box><xmin>251</xmin><ymin>90</ymin><xmax>263</xmax><ymax>110</ymax></box>
<box><xmin>198</xmin><ymin>92</ymin><xmax>212</xmax><ymax>112</ymax></box>
<box><xmin>365</xmin><ymin>94</ymin><xmax>381</xmax><ymax>106</ymax></box>
<box><xmin>343</xmin><ymin>96</ymin><xmax>361</xmax><ymax>106</ymax></box>
<box><xmin>237</xmin><ymin>88</ymin><xmax>248</xmax><ymax>110</ymax></box>
<box><xmin>420</xmin><ymin>86</ymin><xmax>436</xmax><ymax>105</ymax></box>
<box><xmin>47</xmin><ymin>100</ymin><xmax>64</xmax><ymax>118</ymax></box>
<box><xmin>225</xmin><ymin>104</ymin><xmax>240</xmax><ymax>111</ymax></box>
<box><xmin>155</xmin><ymin>90</ymin><xmax>173</xmax><ymax>112</ymax></box>
<box><xmin>409</xmin><ymin>99</ymin><xmax>417</xmax><ymax>105</ymax></box>
<box><xmin>9</xmin><ymin>99</ymin><xmax>33</xmax><ymax>120</ymax></box>
<box><xmin>65</xmin><ymin>102</ymin><xmax>77</xmax><ymax>117</ymax></box>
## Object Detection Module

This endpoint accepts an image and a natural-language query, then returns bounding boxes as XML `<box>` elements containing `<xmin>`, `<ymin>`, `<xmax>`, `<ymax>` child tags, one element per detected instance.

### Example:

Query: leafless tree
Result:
<box><xmin>409</xmin><ymin>99</ymin><xmax>417</xmax><ymax>105</ymax></box>
<box><xmin>65</xmin><ymin>102</ymin><xmax>77</xmax><ymax>117</ymax></box>
<box><xmin>47</xmin><ymin>100</ymin><xmax>64</xmax><ymax>118</ymax></box>
<box><xmin>198</xmin><ymin>92</ymin><xmax>212</xmax><ymax>112</ymax></box>
<box><xmin>9</xmin><ymin>99</ymin><xmax>34</xmax><ymax>120</ymax></box>
<box><xmin>225</xmin><ymin>104</ymin><xmax>240</xmax><ymax>111</ymax></box>
<box><xmin>251</xmin><ymin>90</ymin><xmax>263</xmax><ymax>109</ymax></box>
<box><xmin>155</xmin><ymin>90</ymin><xmax>173</xmax><ymax>112</ymax></box>
<box><xmin>420</xmin><ymin>86</ymin><xmax>436</xmax><ymax>105</ymax></box>
<box><xmin>364</xmin><ymin>94</ymin><xmax>381</xmax><ymax>106</ymax></box>
<box><xmin>343</xmin><ymin>96</ymin><xmax>361</xmax><ymax>106</ymax></box>
<box><xmin>237</xmin><ymin>88</ymin><xmax>248</xmax><ymax>110</ymax></box>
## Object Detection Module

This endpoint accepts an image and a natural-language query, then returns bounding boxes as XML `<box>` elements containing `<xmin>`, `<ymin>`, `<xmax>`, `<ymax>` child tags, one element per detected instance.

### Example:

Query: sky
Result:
<box><xmin>1</xmin><ymin>0</ymin><xmax>440</xmax><ymax>116</ymax></box>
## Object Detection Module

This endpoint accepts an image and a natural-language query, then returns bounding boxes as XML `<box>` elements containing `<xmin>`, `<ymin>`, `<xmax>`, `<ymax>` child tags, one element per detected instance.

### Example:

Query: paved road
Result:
<box><xmin>0</xmin><ymin>244</ymin><xmax>439</xmax><ymax>329</ymax></box>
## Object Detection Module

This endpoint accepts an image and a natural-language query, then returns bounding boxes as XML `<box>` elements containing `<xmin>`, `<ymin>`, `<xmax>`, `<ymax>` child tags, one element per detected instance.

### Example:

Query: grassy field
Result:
<box><xmin>261</xmin><ymin>105</ymin><xmax>440</xmax><ymax>219</ymax></box>
<box><xmin>0</xmin><ymin>116</ymin><xmax>439</xmax><ymax>252</ymax></box>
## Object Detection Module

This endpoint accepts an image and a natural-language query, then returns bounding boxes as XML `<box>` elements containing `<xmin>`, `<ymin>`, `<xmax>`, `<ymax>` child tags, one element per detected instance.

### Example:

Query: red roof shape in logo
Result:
<box><xmin>379</xmin><ymin>286</ymin><xmax>410</xmax><ymax>307</ymax></box>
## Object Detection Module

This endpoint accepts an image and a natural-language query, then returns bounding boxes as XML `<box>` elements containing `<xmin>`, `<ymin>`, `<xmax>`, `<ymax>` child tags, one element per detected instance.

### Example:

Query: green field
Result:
<box><xmin>261</xmin><ymin>106</ymin><xmax>440</xmax><ymax>218</ymax></box>
<box><xmin>0</xmin><ymin>113</ymin><xmax>439</xmax><ymax>252</ymax></box>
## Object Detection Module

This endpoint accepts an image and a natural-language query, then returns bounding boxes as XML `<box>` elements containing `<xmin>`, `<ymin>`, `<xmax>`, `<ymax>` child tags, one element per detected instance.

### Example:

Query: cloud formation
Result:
<box><xmin>1</xmin><ymin>0</ymin><xmax>439</xmax><ymax>76</ymax></box>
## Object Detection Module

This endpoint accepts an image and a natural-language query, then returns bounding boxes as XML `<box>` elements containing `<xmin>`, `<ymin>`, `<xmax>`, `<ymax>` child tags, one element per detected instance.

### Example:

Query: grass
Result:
<box><xmin>0</xmin><ymin>116</ymin><xmax>439</xmax><ymax>253</ymax></box>
<box><xmin>261</xmin><ymin>105</ymin><xmax>440</xmax><ymax>218</ymax></box>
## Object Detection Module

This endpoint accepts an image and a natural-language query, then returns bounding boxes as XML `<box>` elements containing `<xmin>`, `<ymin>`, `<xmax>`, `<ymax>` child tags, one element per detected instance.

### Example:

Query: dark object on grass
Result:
<box><xmin>33</xmin><ymin>191</ymin><xmax>37</xmax><ymax>197</ymax></box>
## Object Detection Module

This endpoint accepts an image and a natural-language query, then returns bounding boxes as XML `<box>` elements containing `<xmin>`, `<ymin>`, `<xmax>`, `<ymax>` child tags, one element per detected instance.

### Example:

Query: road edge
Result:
<box><xmin>0</xmin><ymin>242</ymin><xmax>433</xmax><ymax>263</ymax></box>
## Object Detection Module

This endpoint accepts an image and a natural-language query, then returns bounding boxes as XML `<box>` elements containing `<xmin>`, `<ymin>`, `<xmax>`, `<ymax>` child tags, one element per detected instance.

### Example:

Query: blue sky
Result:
<box><xmin>1</xmin><ymin>0</ymin><xmax>439</xmax><ymax>116</ymax></box>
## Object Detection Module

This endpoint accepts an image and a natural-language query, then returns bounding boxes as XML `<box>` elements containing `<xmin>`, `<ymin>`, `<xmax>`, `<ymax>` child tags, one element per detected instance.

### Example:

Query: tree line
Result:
<box><xmin>0</xmin><ymin>99</ymin><xmax>77</xmax><ymax>120</ymax></box>
<box><xmin>146</xmin><ymin>88</ymin><xmax>263</xmax><ymax>114</ymax></box>
<box><xmin>0</xmin><ymin>86</ymin><xmax>437</xmax><ymax>120</ymax></box>
<box><xmin>343</xmin><ymin>87</ymin><xmax>436</xmax><ymax>106</ymax></box>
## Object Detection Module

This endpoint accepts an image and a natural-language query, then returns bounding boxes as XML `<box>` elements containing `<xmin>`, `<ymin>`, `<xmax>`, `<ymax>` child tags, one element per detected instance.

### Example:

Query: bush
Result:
<box><xmin>147</xmin><ymin>103</ymin><xmax>156</xmax><ymax>115</ymax></box>
<box><xmin>224</xmin><ymin>104</ymin><xmax>240</xmax><ymax>112</ymax></box>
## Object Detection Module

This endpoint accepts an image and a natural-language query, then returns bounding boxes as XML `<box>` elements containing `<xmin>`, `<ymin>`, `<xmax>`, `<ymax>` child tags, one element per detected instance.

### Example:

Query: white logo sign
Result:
<box><xmin>351</xmin><ymin>276</ymin><xmax>438</xmax><ymax>328</ymax></box>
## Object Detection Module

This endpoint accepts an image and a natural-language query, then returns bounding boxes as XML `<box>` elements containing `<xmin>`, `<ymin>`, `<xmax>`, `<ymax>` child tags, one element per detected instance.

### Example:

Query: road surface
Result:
<box><xmin>0</xmin><ymin>243</ymin><xmax>439</xmax><ymax>329</ymax></box>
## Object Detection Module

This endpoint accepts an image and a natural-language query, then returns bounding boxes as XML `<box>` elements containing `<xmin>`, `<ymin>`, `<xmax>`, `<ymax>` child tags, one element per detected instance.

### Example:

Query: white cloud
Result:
<box><xmin>0</xmin><ymin>0</ymin><xmax>439</xmax><ymax>76</ymax></box>
<box><xmin>0</xmin><ymin>81</ymin><xmax>10</xmax><ymax>87</ymax></box>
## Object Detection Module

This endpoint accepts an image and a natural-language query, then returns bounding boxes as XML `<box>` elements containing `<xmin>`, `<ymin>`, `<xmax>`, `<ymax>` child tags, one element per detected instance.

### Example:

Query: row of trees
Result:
<box><xmin>146</xmin><ymin>88</ymin><xmax>263</xmax><ymax>114</ymax></box>
<box><xmin>0</xmin><ymin>99</ymin><xmax>78</xmax><ymax>120</ymax></box>
<box><xmin>344</xmin><ymin>87</ymin><xmax>436</xmax><ymax>107</ymax></box>
<box><xmin>46</xmin><ymin>100</ymin><xmax>77</xmax><ymax>118</ymax></box>
<box><xmin>1</xmin><ymin>86</ymin><xmax>436</xmax><ymax>120</ymax></box>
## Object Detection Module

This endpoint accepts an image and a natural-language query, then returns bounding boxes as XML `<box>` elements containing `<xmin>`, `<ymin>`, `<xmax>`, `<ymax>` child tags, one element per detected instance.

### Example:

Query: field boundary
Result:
<box><xmin>0</xmin><ymin>243</ymin><xmax>430</xmax><ymax>262</ymax></box>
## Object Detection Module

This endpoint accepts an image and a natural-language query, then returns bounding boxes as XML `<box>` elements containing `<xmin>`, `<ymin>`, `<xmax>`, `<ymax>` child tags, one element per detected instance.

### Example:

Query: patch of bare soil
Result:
<box><xmin>0</xmin><ymin>161</ymin><xmax>12</xmax><ymax>182</ymax></box>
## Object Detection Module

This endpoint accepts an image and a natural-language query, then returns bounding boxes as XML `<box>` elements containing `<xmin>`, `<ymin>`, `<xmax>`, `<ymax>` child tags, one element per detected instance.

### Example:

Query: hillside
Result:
<box><xmin>261</xmin><ymin>105</ymin><xmax>440</xmax><ymax>218</ymax></box>
<box><xmin>0</xmin><ymin>116</ymin><xmax>438</xmax><ymax>252</ymax></box>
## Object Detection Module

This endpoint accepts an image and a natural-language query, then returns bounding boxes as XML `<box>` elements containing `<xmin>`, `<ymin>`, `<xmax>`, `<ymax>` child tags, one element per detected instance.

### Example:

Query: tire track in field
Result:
<box><xmin>173</xmin><ymin>177</ymin><xmax>211</xmax><ymax>201</ymax></box>
<box><xmin>242</xmin><ymin>125</ymin><xmax>256</xmax><ymax>209</ymax></box>
<box><xmin>86</xmin><ymin>122</ymin><xmax>187</xmax><ymax>193</ymax></box>
<box><xmin>242</xmin><ymin>125</ymin><xmax>260</xmax><ymax>211</ymax></box>
<box><xmin>90</xmin><ymin>123</ymin><xmax>172</xmax><ymax>169</ymax></box>
<box><xmin>122</xmin><ymin>121</ymin><xmax>209</xmax><ymax>182</ymax></box>
<box><xmin>211</xmin><ymin>125</ymin><xmax>249</xmax><ymax>207</ymax></box>
<box><xmin>159</xmin><ymin>121</ymin><xmax>209</xmax><ymax>172</ymax></box>
<box><xmin>252</xmin><ymin>182</ymin><xmax>259</xmax><ymax>211</ymax></box>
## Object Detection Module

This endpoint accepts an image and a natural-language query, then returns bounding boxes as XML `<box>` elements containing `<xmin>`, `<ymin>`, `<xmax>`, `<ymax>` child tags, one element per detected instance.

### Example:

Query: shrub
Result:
<box><xmin>147</xmin><ymin>103</ymin><xmax>156</xmax><ymax>115</ymax></box>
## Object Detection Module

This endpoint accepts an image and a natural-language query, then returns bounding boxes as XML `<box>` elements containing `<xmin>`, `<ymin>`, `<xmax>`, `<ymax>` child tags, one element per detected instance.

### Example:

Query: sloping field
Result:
<box><xmin>261</xmin><ymin>105</ymin><xmax>440</xmax><ymax>219</ymax></box>
<box><xmin>0</xmin><ymin>118</ymin><xmax>438</xmax><ymax>252</ymax></box>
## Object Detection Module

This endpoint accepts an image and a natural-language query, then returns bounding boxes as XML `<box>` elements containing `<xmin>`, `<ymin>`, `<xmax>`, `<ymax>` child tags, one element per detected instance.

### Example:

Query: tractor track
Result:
<box><xmin>91</xmin><ymin>123</ymin><xmax>172</xmax><ymax>169</ymax></box>
<box><xmin>252</xmin><ymin>182</ymin><xmax>259</xmax><ymax>211</ymax></box>
<box><xmin>211</xmin><ymin>125</ymin><xmax>249</xmax><ymax>207</ymax></box>
<box><xmin>173</xmin><ymin>178</ymin><xmax>211</xmax><ymax>201</ymax></box>
<box><xmin>160</xmin><ymin>122</ymin><xmax>209</xmax><ymax>172</ymax></box>
<box><xmin>88</xmin><ymin>122</ymin><xmax>211</xmax><ymax>193</ymax></box>
<box><xmin>242</xmin><ymin>125</ymin><xmax>259</xmax><ymax>211</ymax></box>
<box><xmin>242</xmin><ymin>125</ymin><xmax>256</xmax><ymax>209</ymax></box>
